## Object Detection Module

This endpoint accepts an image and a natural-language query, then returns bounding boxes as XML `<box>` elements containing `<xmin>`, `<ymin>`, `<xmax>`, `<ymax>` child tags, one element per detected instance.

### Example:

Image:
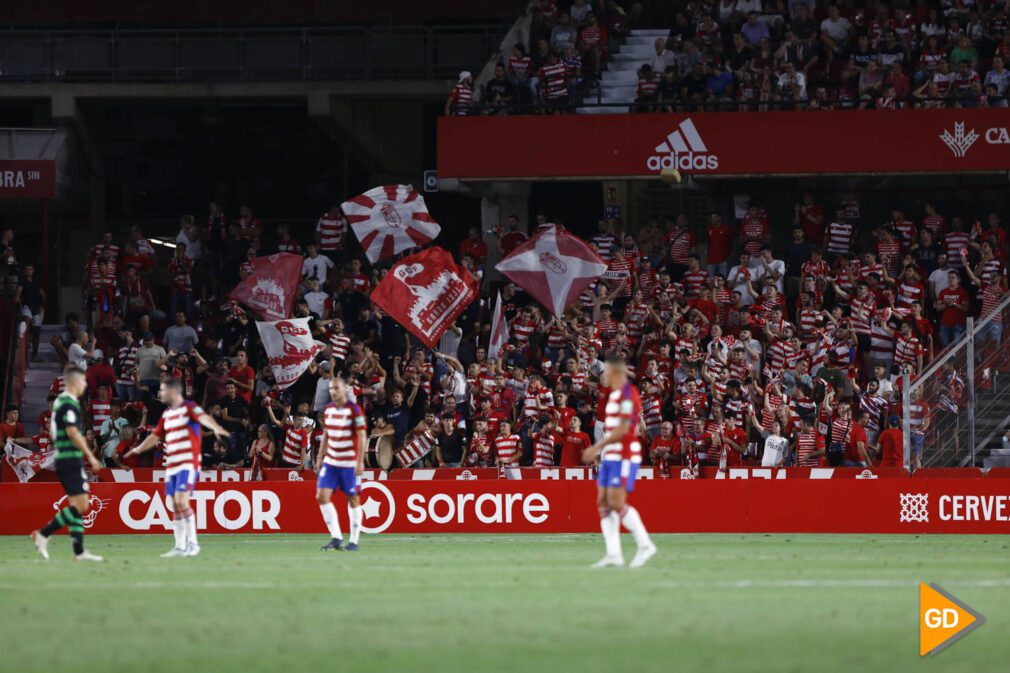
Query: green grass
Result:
<box><xmin>1</xmin><ymin>534</ymin><xmax>1008</xmax><ymax>673</ymax></box>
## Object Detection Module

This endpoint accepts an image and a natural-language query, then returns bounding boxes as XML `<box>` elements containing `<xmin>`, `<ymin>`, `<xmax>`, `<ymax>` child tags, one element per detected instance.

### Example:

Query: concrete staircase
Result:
<box><xmin>577</xmin><ymin>29</ymin><xmax>669</xmax><ymax>115</ymax></box>
<box><xmin>21</xmin><ymin>325</ymin><xmax>63</xmax><ymax>436</ymax></box>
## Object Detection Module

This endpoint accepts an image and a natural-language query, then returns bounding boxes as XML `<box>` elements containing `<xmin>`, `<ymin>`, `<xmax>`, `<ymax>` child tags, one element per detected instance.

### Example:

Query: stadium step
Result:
<box><xmin>629</xmin><ymin>29</ymin><xmax>673</xmax><ymax>38</ymax></box>
<box><xmin>21</xmin><ymin>325</ymin><xmax>64</xmax><ymax>437</ymax></box>
<box><xmin>625</xmin><ymin>35</ymin><xmax>665</xmax><ymax>46</ymax></box>
<box><xmin>576</xmin><ymin>105</ymin><xmax>630</xmax><ymax>114</ymax></box>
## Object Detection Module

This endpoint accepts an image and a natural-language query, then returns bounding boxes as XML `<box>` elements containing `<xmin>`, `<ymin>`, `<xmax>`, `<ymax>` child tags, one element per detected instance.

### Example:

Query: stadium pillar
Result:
<box><xmin>50</xmin><ymin>93</ymin><xmax>105</xmax><ymax>233</ymax></box>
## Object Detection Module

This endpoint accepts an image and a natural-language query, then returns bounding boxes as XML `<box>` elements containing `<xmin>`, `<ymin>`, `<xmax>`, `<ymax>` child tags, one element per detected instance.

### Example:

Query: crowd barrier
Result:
<box><xmin>2</xmin><ymin>476</ymin><xmax>1009</xmax><ymax>535</ymax></box>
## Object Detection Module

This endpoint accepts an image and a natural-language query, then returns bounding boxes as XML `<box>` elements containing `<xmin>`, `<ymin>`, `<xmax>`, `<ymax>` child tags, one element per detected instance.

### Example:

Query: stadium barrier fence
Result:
<box><xmin>905</xmin><ymin>291</ymin><xmax>1010</xmax><ymax>469</ymax></box>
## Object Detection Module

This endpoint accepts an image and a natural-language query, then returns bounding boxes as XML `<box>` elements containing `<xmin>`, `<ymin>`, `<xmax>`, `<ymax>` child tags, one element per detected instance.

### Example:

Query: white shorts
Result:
<box><xmin>594</xmin><ymin>420</ymin><xmax>606</xmax><ymax>443</ymax></box>
<box><xmin>21</xmin><ymin>305</ymin><xmax>43</xmax><ymax>327</ymax></box>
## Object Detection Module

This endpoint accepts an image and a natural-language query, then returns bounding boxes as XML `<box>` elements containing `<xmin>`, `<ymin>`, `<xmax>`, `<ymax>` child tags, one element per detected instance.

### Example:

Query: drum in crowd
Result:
<box><xmin>366</xmin><ymin>435</ymin><xmax>394</xmax><ymax>471</ymax></box>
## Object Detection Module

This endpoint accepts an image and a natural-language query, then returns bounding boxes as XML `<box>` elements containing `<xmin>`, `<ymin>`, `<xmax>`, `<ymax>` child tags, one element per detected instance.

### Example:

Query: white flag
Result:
<box><xmin>4</xmin><ymin>439</ymin><xmax>55</xmax><ymax>483</ymax></box>
<box><xmin>488</xmin><ymin>291</ymin><xmax>509</xmax><ymax>361</ymax></box>
<box><xmin>256</xmin><ymin>318</ymin><xmax>325</xmax><ymax>390</ymax></box>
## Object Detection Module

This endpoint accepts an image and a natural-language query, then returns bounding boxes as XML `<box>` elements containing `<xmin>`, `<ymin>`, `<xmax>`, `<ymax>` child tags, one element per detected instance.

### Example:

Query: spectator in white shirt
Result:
<box><xmin>649</xmin><ymin>38</ymin><xmax>677</xmax><ymax>74</ymax></box>
<box><xmin>301</xmin><ymin>242</ymin><xmax>334</xmax><ymax>283</ymax></box>
<box><xmin>927</xmin><ymin>254</ymin><xmax>952</xmax><ymax>300</ymax></box>
<box><xmin>984</xmin><ymin>56</ymin><xmax>1010</xmax><ymax>95</ymax></box>
<box><xmin>728</xmin><ymin>252</ymin><xmax>759</xmax><ymax>305</ymax></box>
<box><xmin>755</xmin><ymin>246</ymin><xmax>786</xmax><ymax>294</ymax></box>
<box><xmin>761</xmin><ymin>419</ymin><xmax>790</xmax><ymax>466</ymax></box>
<box><xmin>820</xmin><ymin>5</ymin><xmax>852</xmax><ymax>52</ymax></box>
<box><xmin>175</xmin><ymin>214</ymin><xmax>202</xmax><ymax>262</ymax></box>
<box><xmin>303</xmin><ymin>277</ymin><xmax>329</xmax><ymax>317</ymax></box>
<box><xmin>67</xmin><ymin>331</ymin><xmax>94</xmax><ymax>370</ymax></box>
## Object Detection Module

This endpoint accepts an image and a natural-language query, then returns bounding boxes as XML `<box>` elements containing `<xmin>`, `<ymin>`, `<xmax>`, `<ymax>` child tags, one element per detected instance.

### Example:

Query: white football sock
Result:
<box><xmin>600</xmin><ymin>510</ymin><xmax>622</xmax><ymax>557</ymax></box>
<box><xmin>320</xmin><ymin>503</ymin><xmax>342</xmax><ymax>540</ymax></box>
<box><xmin>182</xmin><ymin>509</ymin><xmax>198</xmax><ymax>546</ymax></box>
<box><xmin>620</xmin><ymin>505</ymin><xmax>652</xmax><ymax>549</ymax></box>
<box><xmin>172</xmin><ymin>515</ymin><xmax>185</xmax><ymax>550</ymax></box>
<box><xmin>348</xmin><ymin>505</ymin><xmax>363</xmax><ymax>544</ymax></box>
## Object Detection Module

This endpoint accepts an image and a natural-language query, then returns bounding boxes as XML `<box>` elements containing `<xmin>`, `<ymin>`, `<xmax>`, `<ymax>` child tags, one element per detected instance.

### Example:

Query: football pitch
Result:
<box><xmin>1</xmin><ymin>534</ymin><xmax>1008</xmax><ymax>673</ymax></box>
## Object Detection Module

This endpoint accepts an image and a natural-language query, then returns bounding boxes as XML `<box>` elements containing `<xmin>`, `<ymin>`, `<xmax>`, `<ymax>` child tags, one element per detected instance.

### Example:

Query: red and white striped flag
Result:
<box><xmin>487</xmin><ymin>291</ymin><xmax>509</xmax><ymax>361</ymax></box>
<box><xmin>396</xmin><ymin>430</ymin><xmax>437</xmax><ymax>468</ymax></box>
<box><xmin>341</xmin><ymin>185</ymin><xmax>441</xmax><ymax>263</ymax></box>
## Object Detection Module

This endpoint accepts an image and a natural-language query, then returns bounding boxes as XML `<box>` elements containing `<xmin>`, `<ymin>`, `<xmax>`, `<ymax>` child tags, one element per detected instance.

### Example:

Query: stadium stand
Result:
<box><xmin>449</xmin><ymin>0</ymin><xmax>1010</xmax><ymax>114</ymax></box>
<box><xmin>2</xmin><ymin>191</ymin><xmax>1007</xmax><ymax>480</ymax></box>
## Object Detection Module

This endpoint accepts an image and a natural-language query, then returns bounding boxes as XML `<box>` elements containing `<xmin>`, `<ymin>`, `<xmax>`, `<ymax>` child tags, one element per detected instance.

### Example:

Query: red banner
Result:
<box><xmin>437</xmin><ymin>110</ymin><xmax>1010</xmax><ymax>179</ymax></box>
<box><xmin>0</xmin><ymin>160</ymin><xmax>55</xmax><ymax>199</ymax></box>
<box><xmin>4</xmin><ymin>479</ymin><xmax>1009</xmax><ymax>535</ymax></box>
<box><xmin>369</xmin><ymin>246</ymin><xmax>478</xmax><ymax>349</ymax></box>
<box><xmin>229</xmin><ymin>253</ymin><xmax>303</xmax><ymax>321</ymax></box>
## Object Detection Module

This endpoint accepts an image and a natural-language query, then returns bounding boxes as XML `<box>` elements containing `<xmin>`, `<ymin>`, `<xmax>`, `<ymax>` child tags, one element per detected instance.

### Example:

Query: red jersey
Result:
<box><xmin>601</xmin><ymin>383</ymin><xmax>642</xmax><ymax>463</ymax></box>
<box><xmin>153</xmin><ymin>400</ymin><xmax>205</xmax><ymax>476</ymax></box>
<box><xmin>560</xmin><ymin>431</ymin><xmax>591</xmax><ymax>467</ymax></box>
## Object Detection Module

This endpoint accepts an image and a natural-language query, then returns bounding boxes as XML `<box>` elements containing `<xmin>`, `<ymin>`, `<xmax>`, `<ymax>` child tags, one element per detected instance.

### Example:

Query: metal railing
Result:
<box><xmin>470</xmin><ymin>94</ymin><xmax>1007</xmax><ymax>115</ymax></box>
<box><xmin>905</xmin><ymin>291</ymin><xmax>1010</xmax><ymax>468</ymax></box>
<box><xmin>0</xmin><ymin>25</ymin><xmax>507</xmax><ymax>81</ymax></box>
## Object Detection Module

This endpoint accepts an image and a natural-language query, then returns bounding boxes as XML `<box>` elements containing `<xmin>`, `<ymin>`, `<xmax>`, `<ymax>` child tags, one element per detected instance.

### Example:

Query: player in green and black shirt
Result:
<box><xmin>30</xmin><ymin>366</ymin><xmax>105</xmax><ymax>561</ymax></box>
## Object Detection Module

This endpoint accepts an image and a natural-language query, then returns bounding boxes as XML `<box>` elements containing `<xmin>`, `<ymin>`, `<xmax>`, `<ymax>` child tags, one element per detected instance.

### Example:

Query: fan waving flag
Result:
<box><xmin>495</xmin><ymin>227</ymin><xmax>608</xmax><ymax>317</ymax></box>
<box><xmin>487</xmin><ymin>291</ymin><xmax>509</xmax><ymax>361</ymax></box>
<box><xmin>342</xmin><ymin>185</ymin><xmax>441</xmax><ymax>263</ymax></box>
<box><xmin>256</xmin><ymin>318</ymin><xmax>325</xmax><ymax>390</ymax></box>
<box><xmin>370</xmin><ymin>246</ymin><xmax>478</xmax><ymax>349</ymax></box>
<box><xmin>229</xmin><ymin>253</ymin><xmax>303</xmax><ymax>321</ymax></box>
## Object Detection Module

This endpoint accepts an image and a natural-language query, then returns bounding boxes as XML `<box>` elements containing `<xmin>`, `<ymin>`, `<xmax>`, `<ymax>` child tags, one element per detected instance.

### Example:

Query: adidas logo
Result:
<box><xmin>647</xmin><ymin>118</ymin><xmax>719</xmax><ymax>171</ymax></box>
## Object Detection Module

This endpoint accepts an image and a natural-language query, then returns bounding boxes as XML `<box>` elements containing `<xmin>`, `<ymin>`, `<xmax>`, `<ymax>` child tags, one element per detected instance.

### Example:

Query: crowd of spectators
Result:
<box><xmin>8</xmin><ymin>190</ymin><xmax>1009</xmax><ymax>479</ymax></box>
<box><xmin>444</xmin><ymin>0</ymin><xmax>1010</xmax><ymax>114</ymax></box>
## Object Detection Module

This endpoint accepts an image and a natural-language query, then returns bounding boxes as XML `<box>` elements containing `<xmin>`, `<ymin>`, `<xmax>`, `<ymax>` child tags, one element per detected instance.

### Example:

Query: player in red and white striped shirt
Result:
<box><xmin>583</xmin><ymin>359</ymin><xmax>655</xmax><ymax>568</ymax></box>
<box><xmin>125</xmin><ymin>379</ymin><xmax>229</xmax><ymax>557</ymax></box>
<box><xmin>315</xmin><ymin>375</ymin><xmax>368</xmax><ymax>551</ymax></box>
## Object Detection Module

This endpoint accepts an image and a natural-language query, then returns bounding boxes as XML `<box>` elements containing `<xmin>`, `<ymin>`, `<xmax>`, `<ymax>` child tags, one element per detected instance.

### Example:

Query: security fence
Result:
<box><xmin>905</xmin><ymin>291</ymin><xmax>1010</xmax><ymax>468</ymax></box>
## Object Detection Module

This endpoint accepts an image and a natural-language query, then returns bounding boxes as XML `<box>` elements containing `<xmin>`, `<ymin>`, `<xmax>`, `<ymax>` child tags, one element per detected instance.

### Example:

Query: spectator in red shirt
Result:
<box><xmin>458</xmin><ymin>227</ymin><xmax>488</xmax><ymax>264</ymax></box>
<box><xmin>555</xmin><ymin>415</ymin><xmax>588</xmax><ymax>466</ymax></box>
<box><xmin>706</xmin><ymin>211</ymin><xmax>735</xmax><ymax>277</ymax></box>
<box><xmin>795</xmin><ymin>192</ymin><xmax>824</xmax><ymax>245</ymax></box>
<box><xmin>497</xmin><ymin>215</ymin><xmax>528</xmax><ymax>256</ymax></box>
<box><xmin>935</xmin><ymin>271</ymin><xmax>969</xmax><ymax>346</ymax></box>
<box><xmin>0</xmin><ymin>406</ymin><xmax>31</xmax><ymax>446</ymax></box>
<box><xmin>228</xmin><ymin>350</ymin><xmax>256</xmax><ymax>403</ymax></box>
<box><xmin>86</xmin><ymin>352</ymin><xmax>117</xmax><ymax>394</ymax></box>
<box><xmin>876</xmin><ymin>416</ymin><xmax>905</xmax><ymax>468</ymax></box>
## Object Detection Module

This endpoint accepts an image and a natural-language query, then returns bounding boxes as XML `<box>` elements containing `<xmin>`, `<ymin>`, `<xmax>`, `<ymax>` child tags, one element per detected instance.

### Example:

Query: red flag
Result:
<box><xmin>370</xmin><ymin>247</ymin><xmax>478</xmax><ymax>349</ymax></box>
<box><xmin>341</xmin><ymin>185</ymin><xmax>441</xmax><ymax>263</ymax></box>
<box><xmin>495</xmin><ymin>228</ymin><xmax>608</xmax><ymax>317</ymax></box>
<box><xmin>229</xmin><ymin>253</ymin><xmax>303</xmax><ymax>321</ymax></box>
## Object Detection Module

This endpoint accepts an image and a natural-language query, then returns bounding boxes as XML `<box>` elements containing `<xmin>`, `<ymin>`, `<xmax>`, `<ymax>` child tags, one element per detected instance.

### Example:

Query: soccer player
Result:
<box><xmin>583</xmin><ymin>358</ymin><xmax>657</xmax><ymax>568</ymax></box>
<box><xmin>316</xmin><ymin>374</ymin><xmax>367</xmax><ymax>552</ymax></box>
<box><xmin>30</xmin><ymin>366</ymin><xmax>105</xmax><ymax>561</ymax></box>
<box><xmin>125</xmin><ymin>379</ymin><xmax>230</xmax><ymax>557</ymax></box>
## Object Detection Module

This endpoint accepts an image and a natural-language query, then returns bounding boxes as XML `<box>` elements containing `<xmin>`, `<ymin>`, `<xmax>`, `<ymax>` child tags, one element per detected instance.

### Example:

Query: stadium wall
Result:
<box><xmin>437</xmin><ymin>109</ymin><xmax>1010</xmax><ymax>179</ymax></box>
<box><xmin>3</xmin><ymin>479</ymin><xmax>1009</xmax><ymax>535</ymax></box>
